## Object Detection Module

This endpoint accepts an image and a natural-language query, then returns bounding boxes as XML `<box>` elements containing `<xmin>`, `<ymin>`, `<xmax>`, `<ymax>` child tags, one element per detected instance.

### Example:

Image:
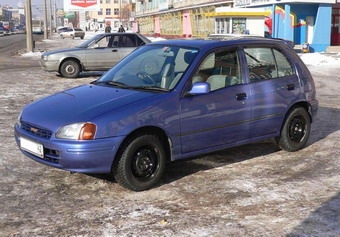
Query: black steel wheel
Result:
<box><xmin>276</xmin><ymin>106</ymin><xmax>311</xmax><ymax>152</ymax></box>
<box><xmin>113</xmin><ymin>134</ymin><xmax>166</xmax><ymax>191</ymax></box>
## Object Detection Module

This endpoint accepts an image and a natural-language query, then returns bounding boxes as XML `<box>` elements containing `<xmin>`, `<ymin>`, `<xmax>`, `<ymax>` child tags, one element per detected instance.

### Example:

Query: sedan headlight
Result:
<box><xmin>56</xmin><ymin>122</ymin><xmax>96</xmax><ymax>140</ymax></box>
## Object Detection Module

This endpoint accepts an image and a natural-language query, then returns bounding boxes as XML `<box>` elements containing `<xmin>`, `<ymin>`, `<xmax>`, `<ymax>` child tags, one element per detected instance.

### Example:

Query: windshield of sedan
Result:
<box><xmin>93</xmin><ymin>44</ymin><xmax>199</xmax><ymax>91</ymax></box>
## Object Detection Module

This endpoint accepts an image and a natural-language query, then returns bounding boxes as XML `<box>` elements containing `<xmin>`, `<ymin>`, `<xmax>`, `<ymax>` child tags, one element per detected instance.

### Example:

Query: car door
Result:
<box><xmin>85</xmin><ymin>35</ymin><xmax>123</xmax><ymax>70</ymax></box>
<box><xmin>179</xmin><ymin>49</ymin><xmax>251</xmax><ymax>154</ymax></box>
<box><xmin>117</xmin><ymin>34</ymin><xmax>140</xmax><ymax>58</ymax></box>
<box><xmin>243</xmin><ymin>46</ymin><xmax>301</xmax><ymax>138</ymax></box>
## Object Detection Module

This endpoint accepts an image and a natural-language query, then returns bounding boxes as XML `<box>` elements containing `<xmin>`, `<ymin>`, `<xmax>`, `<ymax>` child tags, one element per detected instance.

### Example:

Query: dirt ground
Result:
<box><xmin>0</xmin><ymin>37</ymin><xmax>339</xmax><ymax>237</ymax></box>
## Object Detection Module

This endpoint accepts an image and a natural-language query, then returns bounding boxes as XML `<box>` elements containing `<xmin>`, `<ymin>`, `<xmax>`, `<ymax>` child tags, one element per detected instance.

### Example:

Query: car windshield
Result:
<box><xmin>93</xmin><ymin>44</ymin><xmax>199</xmax><ymax>91</ymax></box>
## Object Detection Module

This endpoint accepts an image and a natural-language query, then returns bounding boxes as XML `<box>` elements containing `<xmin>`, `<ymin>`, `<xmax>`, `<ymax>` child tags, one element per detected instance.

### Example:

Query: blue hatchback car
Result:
<box><xmin>14</xmin><ymin>37</ymin><xmax>318</xmax><ymax>191</ymax></box>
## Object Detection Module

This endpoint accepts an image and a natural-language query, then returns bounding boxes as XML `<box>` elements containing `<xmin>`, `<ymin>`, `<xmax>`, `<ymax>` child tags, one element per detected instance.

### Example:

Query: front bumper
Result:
<box><xmin>14</xmin><ymin>123</ymin><xmax>123</xmax><ymax>174</ymax></box>
<box><xmin>39</xmin><ymin>59</ymin><xmax>60</xmax><ymax>72</ymax></box>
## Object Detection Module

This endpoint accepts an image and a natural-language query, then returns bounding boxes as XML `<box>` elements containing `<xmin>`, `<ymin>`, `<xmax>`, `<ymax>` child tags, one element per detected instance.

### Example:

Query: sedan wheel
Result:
<box><xmin>59</xmin><ymin>60</ymin><xmax>81</xmax><ymax>78</ymax></box>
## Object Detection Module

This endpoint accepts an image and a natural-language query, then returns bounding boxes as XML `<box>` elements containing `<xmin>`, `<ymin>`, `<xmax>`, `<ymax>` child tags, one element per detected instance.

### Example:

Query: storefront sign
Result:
<box><xmin>64</xmin><ymin>0</ymin><xmax>100</xmax><ymax>11</ymax></box>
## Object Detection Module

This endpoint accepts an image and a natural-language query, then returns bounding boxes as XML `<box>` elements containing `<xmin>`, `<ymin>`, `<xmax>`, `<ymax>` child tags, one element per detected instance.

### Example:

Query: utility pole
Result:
<box><xmin>25</xmin><ymin>0</ymin><xmax>34</xmax><ymax>52</ymax></box>
<box><xmin>43</xmin><ymin>0</ymin><xmax>48</xmax><ymax>39</ymax></box>
<box><xmin>49</xmin><ymin>0</ymin><xmax>53</xmax><ymax>35</ymax></box>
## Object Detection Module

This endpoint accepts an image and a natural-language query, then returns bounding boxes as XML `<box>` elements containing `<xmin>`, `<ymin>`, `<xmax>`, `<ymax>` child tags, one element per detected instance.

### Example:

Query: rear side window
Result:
<box><xmin>121</xmin><ymin>35</ymin><xmax>137</xmax><ymax>47</ymax></box>
<box><xmin>245</xmin><ymin>47</ymin><xmax>295</xmax><ymax>82</ymax></box>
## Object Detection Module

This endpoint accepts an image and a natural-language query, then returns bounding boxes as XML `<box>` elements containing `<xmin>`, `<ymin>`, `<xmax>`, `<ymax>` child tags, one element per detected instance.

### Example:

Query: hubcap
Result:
<box><xmin>289</xmin><ymin>115</ymin><xmax>306</xmax><ymax>142</ymax></box>
<box><xmin>65</xmin><ymin>65</ymin><xmax>75</xmax><ymax>74</ymax></box>
<box><xmin>132</xmin><ymin>147</ymin><xmax>158</xmax><ymax>180</ymax></box>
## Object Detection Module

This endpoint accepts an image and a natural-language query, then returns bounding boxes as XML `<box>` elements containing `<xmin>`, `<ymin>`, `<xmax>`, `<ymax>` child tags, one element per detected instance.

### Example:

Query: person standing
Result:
<box><xmin>105</xmin><ymin>23</ymin><xmax>111</xmax><ymax>33</ymax></box>
<box><xmin>118</xmin><ymin>25</ymin><xmax>125</xmax><ymax>32</ymax></box>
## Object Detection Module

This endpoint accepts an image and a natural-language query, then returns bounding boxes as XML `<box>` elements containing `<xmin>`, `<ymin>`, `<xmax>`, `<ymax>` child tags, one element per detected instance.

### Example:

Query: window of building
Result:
<box><xmin>232</xmin><ymin>18</ymin><xmax>246</xmax><ymax>34</ymax></box>
<box><xmin>215</xmin><ymin>18</ymin><xmax>230</xmax><ymax>34</ymax></box>
<box><xmin>98</xmin><ymin>8</ymin><xmax>103</xmax><ymax>15</ymax></box>
<box><xmin>114</xmin><ymin>8</ymin><xmax>119</xmax><ymax>16</ymax></box>
<box><xmin>106</xmin><ymin>8</ymin><xmax>111</xmax><ymax>15</ymax></box>
<box><xmin>106</xmin><ymin>0</ymin><xmax>111</xmax><ymax>4</ymax></box>
<box><xmin>114</xmin><ymin>0</ymin><xmax>119</xmax><ymax>3</ymax></box>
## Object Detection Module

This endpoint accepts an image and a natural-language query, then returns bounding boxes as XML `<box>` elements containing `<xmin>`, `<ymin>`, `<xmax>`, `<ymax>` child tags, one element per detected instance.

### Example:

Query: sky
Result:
<box><xmin>0</xmin><ymin>0</ymin><xmax>64</xmax><ymax>10</ymax></box>
<box><xmin>1</xmin><ymin>0</ymin><xmax>64</xmax><ymax>17</ymax></box>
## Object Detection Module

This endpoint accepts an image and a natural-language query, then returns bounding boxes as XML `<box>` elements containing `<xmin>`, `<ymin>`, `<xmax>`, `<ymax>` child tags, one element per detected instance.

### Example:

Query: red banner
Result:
<box><xmin>71</xmin><ymin>0</ymin><xmax>97</xmax><ymax>8</ymax></box>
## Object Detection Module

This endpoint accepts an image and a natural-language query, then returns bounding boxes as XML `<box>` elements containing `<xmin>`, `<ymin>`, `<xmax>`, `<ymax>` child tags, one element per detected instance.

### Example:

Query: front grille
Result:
<box><xmin>20</xmin><ymin>122</ymin><xmax>52</xmax><ymax>139</ymax></box>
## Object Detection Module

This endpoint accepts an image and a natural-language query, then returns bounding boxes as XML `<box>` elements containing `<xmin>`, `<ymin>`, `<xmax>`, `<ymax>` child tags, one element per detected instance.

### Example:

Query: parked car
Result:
<box><xmin>40</xmin><ymin>32</ymin><xmax>151</xmax><ymax>78</ymax></box>
<box><xmin>15</xmin><ymin>37</ymin><xmax>318</xmax><ymax>191</ymax></box>
<box><xmin>57</xmin><ymin>26</ymin><xmax>69</xmax><ymax>34</ymax></box>
<box><xmin>59</xmin><ymin>28</ymin><xmax>85</xmax><ymax>39</ymax></box>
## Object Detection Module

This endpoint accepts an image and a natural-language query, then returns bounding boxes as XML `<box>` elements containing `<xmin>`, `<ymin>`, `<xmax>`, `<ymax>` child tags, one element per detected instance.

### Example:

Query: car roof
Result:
<box><xmin>148</xmin><ymin>36</ymin><xmax>287</xmax><ymax>49</ymax></box>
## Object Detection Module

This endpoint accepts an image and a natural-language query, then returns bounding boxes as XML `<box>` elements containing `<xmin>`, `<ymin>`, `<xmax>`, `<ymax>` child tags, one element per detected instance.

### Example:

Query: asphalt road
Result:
<box><xmin>0</xmin><ymin>34</ymin><xmax>43</xmax><ymax>70</ymax></box>
<box><xmin>0</xmin><ymin>36</ymin><xmax>339</xmax><ymax>236</ymax></box>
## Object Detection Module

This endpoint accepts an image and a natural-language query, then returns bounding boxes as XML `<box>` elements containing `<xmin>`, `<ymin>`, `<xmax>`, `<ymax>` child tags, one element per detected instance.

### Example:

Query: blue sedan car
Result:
<box><xmin>14</xmin><ymin>37</ymin><xmax>318</xmax><ymax>191</ymax></box>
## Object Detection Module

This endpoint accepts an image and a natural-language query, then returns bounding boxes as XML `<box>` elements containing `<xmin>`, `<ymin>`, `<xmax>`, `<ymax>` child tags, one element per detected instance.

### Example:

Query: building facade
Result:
<box><xmin>87</xmin><ymin>0</ymin><xmax>133</xmax><ymax>31</ymax></box>
<box><xmin>132</xmin><ymin>0</ymin><xmax>337</xmax><ymax>52</ymax></box>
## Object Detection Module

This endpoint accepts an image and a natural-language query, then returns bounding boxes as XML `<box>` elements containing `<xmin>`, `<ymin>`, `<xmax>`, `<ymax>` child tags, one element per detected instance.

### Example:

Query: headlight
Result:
<box><xmin>17</xmin><ymin>111</ymin><xmax>22</xmax><ymax>127</ymax></box>
<box><xmin>56</xmin><ymin>122</ymin><xmax>96</xmax><ymax>140</ymax></box>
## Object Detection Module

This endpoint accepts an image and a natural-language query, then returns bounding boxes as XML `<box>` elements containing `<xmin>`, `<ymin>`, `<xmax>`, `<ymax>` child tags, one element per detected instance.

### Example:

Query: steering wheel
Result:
<box><xmin>136</xmin><ymin>72</ymin><xmax>156</xmax><ymax>85</ymax></box>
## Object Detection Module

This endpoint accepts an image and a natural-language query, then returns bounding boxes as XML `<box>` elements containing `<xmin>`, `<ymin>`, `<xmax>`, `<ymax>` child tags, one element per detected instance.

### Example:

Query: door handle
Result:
<box><xmin>236</xmin><ymin>93</ymin><xmax>247</xmax><ymax>101</ymax></box>
<box><xmin>112</xmin><ymin>49</ymin><xmax>118</xmax><ymax>52</ymax></box>
<box><xmin>287</xmin><ymin>83</ymin><xmax>295</xmax><ymax>91</ymax></box>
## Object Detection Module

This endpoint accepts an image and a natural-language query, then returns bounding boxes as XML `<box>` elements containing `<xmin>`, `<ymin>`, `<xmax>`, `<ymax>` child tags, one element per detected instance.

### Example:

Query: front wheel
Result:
<box><xmin>275</xmin><ymin>107</ymin><xmax>311</xmax><ymax>152</ymax></box>
<box><xmin>59</xmin><ymin>60</ymin><xmax>81</xmax><ymax>78</ymax></box>
<box><xmin>113</xmin><ymin>134</ymin><xmax>166</xmax><ymax>191</ymax></box>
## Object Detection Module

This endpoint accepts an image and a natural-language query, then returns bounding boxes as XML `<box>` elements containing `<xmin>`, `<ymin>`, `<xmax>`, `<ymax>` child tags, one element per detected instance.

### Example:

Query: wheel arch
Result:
<box><xmin>279</xmin><ymin>101</ymin><xmax>312</xmax><ymax>137</ymax></box>
<box><xmin>288</xmin><ymin>101</ymin><xmax>313</xmax><ymax>123</ymax></box>
<box><xmin>58</xmin><ymin>57</ymin><xmax>84</xmax><ymax>74</ymax></box>
<box><xmin>113</xmin><ymin>126</ymin><xmax>172</xmax><ymax>168</ymax></box>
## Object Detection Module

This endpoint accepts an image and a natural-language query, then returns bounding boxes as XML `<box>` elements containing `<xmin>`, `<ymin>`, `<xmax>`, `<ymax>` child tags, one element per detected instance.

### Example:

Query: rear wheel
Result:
<box><xmin>275</xmin><ymin>107</ymin><xmax>311</xmax><ymax>152</ymax></box>
<box><xmin>59</xmin><ymin>60</ymin><xmax>81</xmax><ymax>78</ymax></box>
<box><xmin>113</xmin><ymin>134</ymin><xmax>166</xmax><ymax>191</ymax></box>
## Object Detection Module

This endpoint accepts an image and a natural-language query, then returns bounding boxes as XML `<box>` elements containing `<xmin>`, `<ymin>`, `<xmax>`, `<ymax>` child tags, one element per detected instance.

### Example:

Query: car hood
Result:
<box><xmin>21</xmin><ymin>84</ymin><xmax>157</xmax><ymax>130</ymax></box>
<box><xmin>43</xmin><ymin>47</ymin><xmax>85</xmax><ymax>56</ymax></box>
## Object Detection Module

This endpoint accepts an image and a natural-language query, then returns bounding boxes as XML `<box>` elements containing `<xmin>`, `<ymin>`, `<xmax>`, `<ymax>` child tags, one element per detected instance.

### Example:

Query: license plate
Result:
<box><xmin>20</xmin><ymin>137</ymin><xmax>44</xmax><ymax>158</ymax></box>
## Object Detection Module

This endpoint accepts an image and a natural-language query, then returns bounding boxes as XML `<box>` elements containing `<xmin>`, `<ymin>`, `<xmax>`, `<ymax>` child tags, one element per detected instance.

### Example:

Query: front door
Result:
<box><xmin>179</xmin><ymin>49</ymin><xmax>251</xmax><ymax>154</ymax></box>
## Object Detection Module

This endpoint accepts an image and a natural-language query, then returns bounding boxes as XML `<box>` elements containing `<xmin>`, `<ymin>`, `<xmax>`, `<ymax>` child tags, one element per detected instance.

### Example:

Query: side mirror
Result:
<box><xmin>188</xmin><ymin>82</ymin><xmax>210</xmax><ymax>95</ymax></box>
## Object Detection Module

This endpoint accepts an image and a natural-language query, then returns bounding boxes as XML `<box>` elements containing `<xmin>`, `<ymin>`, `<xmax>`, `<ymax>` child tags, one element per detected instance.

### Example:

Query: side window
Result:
<box><xmin>273</xmin><ymin>49</ymin><xmax>295</xmax><ymax>77</ymax></box>
<box><xmin>195</xmin><ymin>49</ymin><xmax>242</xmax><ymax>91</ymax></box>
<box><xmin>121</xmin><ymin>35</ymin><xmax>137</xmax><ymax>47</ymax></box>
<box><xmin>245</xmin><ymin>47</ymin><xmax>295</xmax><ymax>82</ymax></box>
<box><xmin>96</xmin><ymin>36</ymin><xmax>114</xmax><ymax>48</ymax></box>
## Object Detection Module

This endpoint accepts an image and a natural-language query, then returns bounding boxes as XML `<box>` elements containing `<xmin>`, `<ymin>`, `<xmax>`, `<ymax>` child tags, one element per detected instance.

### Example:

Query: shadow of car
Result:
<box><xmin>40</xmin><ymin>32</ymin><xmax>151</xmax><ymax>78</ymax></box>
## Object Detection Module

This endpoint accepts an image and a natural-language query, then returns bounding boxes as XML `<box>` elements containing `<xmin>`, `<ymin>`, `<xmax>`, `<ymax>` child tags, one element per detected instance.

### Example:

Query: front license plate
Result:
<box><xmin>20</xmin><ymin>137</ymin><xmax>44</xmax><ymax>158</ymax></box>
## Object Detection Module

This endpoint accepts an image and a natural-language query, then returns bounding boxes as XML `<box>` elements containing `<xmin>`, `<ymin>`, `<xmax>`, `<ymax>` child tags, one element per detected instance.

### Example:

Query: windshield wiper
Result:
<box><xmin>136</xmin><ymin>86</ymin><xmax>169</xmax><ymax>92</ymax></box>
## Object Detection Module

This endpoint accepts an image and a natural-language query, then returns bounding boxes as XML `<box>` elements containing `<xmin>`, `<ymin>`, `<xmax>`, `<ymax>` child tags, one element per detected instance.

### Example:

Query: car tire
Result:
<box><xmin>59</xmin><ymin>60</ymin><xmax>81</xmax><ymax>78</ymax></box>
<box><xmin>113</xmin><ymin>134</ymin><xmax>166</xmax><ymax>191</ymax></box>
<box><xmin>71</xmin><ymin>34</ymin><xmax>74</xmax><ymax>39</ymax></box>
<box><xmin>275</xmin><ymin>106</ymin><xmax>311</xmax><ymax>152</ymax></box>
<box><xmin>81</xmin><ymin>36</ymin><xmax>84</xmax><ymax>39</ymax></box>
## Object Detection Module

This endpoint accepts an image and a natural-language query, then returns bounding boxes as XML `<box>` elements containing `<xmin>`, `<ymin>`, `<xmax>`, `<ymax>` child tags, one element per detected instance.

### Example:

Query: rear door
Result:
<box><xmin>243</xmin><ymin>46</ymin><xmax>300</xmax><ymax>137</ymax></box>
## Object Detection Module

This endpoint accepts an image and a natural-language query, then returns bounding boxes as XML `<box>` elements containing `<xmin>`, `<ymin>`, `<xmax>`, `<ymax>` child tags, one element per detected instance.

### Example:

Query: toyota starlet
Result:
<box><xmin>15</xmin><ymin>37</ymin><xmax>318</xmax><ymax>191</ymax></box>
